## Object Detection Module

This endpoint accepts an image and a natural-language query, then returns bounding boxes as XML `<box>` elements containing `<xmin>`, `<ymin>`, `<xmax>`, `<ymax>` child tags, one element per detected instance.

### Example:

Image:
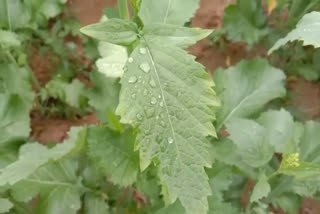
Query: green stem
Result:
<box><xmin>118</xmin><ymin>0</ymin><xmax>130</xmax><ymax>20</ymax></box>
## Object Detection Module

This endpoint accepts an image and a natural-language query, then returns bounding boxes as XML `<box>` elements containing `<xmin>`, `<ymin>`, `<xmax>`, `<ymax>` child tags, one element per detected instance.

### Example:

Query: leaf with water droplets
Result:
<box><xmin>116</xmin><ymin>33</ymin><xmax>219</xmax><ymax>214</ymax></box>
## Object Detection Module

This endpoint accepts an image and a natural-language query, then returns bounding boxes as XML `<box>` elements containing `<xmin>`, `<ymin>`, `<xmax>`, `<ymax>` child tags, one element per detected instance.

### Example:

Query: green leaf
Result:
<box><xmin>139</xmin><ymin>0</ymin><xmax>199</xmax><ymax>26</ymax></box>
<box><xmin>0</xmin><ymin>30</ymin><xmax>20</xmax><ymax>46</ymax></box>
<box><xmin>116</xmin><ymin>37</ymin><xmax>219</xmax><ymax>214</ymax></box>
<box><xmin>226</xmin><ymin>118</ymin><xmax>274</xmax><ymax>167</ymax></box>
<box><xmin>214</xmin><ymin>58</ymin><xmax>286</xmax><ymax>129</ymax></box>
<box><xmin>280</xmin><ymin>161</ymin><xmax>320</xmax><ymax>179</ymax></box>
<box><xmin>0</xmin><ymin>127</ymin><xmax>86</xmax><ymax>186</ymax></box>
<box><xmin>270</xmin><ymin>12</ymin><xmax>320</xmax><ymax>53</ymax></box>
<box><xmin>155</xmin><ymin>201</ymin><xmax>185</xmax><ymax>214</ymax></box>
<box><xmin>0</xmin><ymin>0</ymin><xmax>30</xmax><ymax>30</ymax></box>
<box><xmin>0</xmin><ymin>64</ymin><xmax>34</xmax><ymax>145</ymax></box>
<box><xmin>0</xmin><ymin>198</ymin><xmax>13</xmax><ymax>213</ymax></box>
<box><xmin>96</xmin><ymin>42</ymin><xmax>128</xmax><ymax>78</ymax></box>
<box><xmin>299</xmin><ymin>121</ymin><xmax>320</xmax><ymax>163</ymax></box>
<box><xmin>64</xmin><ymin>79</ymin><xmax>88</xmax><ymax>109</ymax></box>
<box><xmin>208</xmin><ymin>197</ymin><xmax>240</xmax><ymax>214</ymax></box>
<box><xmin>84</xmin><ymin>194</ymin><xmax>109</xmax><ymax>214</ymax></box>
<box><xmin>87</xmin><ymin>126</ymin><xmax>139</xmax><ymax>186</ymax></box>
<box><xmin>11</xmin><ymin>160</ymin><xmax>82</xmax><ymax>214</ymax></box>
<box><xmin>143</xmin><ymin>23</ymin><xmax>212</xmax><ymax>48</ymax></box>
<box><xmin>250</xmin><ymin>174</ymin><xmax>271</xmax><ymax>203</ymax></box>
<box><xmin>223</xmin><ymin>0</ymin><xmax>268</xmax><ymax>45</ymax></box>
<box><xmin>87</xmin><ymin>71</ymin><xmax>120</xmax><ymax>123</ymax></box>
<box><xmin>257</xmin><ymin>109</ymin><xmax>294</xmax><ymax>153</ymax></box>
<box><xmin>82</xmin><ymin>13</ymin><xmax>219</xmax><ymax>214</ymax></box>
<box><xmin>0</xmin><ymin>64</ymin><xmax>34</xmax><ymax>104</ymax></box>
<box><xmin>80</xmin><ymin>19</ymin><xmax>138</xmax><ymax>45</ymax></box>
<box><xmin>0</xmin><ymin>94</ymin><xmax>31</xmax><ymax>145</ymax></box>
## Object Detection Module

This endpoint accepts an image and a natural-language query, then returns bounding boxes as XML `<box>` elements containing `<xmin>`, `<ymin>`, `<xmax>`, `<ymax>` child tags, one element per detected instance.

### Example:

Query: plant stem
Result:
<box><xmin>118</xmin><ymin>0</ymin><xmax>130</xmax><ymax>20</ymax></box>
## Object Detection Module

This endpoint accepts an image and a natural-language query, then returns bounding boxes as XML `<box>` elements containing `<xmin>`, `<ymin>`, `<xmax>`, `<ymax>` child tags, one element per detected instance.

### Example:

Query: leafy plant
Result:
<box><xmin>1</xmin><ymin>0</ymin><xmax>320</xmax><ymax>214</ymax></box>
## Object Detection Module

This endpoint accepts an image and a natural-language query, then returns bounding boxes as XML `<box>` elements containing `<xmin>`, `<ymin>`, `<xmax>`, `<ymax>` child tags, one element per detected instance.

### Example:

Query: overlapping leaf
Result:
<box><xmin>270</xmin><ymin>12</ymin><xmax>320</xmax><ymax>53</ymax></box>
<box><xmin>0</xmin><ymin>64</ymin><xmax>34</xmax><ymax>145</ymax></box>
<box><xmin>0</xmin><ymin>127</ymin><xmax>86</xmax><ymax>186</ymax></box>
<box><xmin>87</xmin><ymin>126</ymin><xmax>139</xmax><ymax>186</ymax></box>
<box><xmin>214</xmin><ymin>58</ymin><xmax>286</xmax><ymax>129</ymax></box>
<box><xmin>11</xmin><ymin>160</ymin><xmax>82</xmax><ymax>214</ymax></box>
<box><xmin>223</xmin><ymin>0</ymin><xmax>268</xmax><ymax>45</ymax></box>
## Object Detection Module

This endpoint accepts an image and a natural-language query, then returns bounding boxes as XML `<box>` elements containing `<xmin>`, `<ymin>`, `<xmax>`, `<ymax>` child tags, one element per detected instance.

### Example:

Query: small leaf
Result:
<box><xmin>0</xmin><ymin>30</ymin><xmax>20</xmax><ymax>46</ymax></box>
<box><xmin>223</xmin><ymin>0</ymin><xmax>268</xmax><ymax>45</ymax></box>
<box><xmin>269</xmin><ymin>12</ymin><xmax>320</xmax><ymax>53</ymax></box>
<box><xmin>84</xmin><ymin>194</ymin><xmax>110</xmax><ymax>214</ymax></box>
<box><xmin>96</xmin><ymin>42</ymin><xmax>128</xmax><ymax>78</ymax></box>
<box><xmin>250</xmin><ymin>174</ymin><xmax>271</xmax><ymax>203</ymax></box>
<box><xmin>214</xmin><ymin>58</ymin><xmax>286</xmax><ymax>128</ymax></box>
<box><xmin>87</xmin><ymin>71</ymin><xmax>120</xmax><ymax>123</ymax></box>
<box><xmin>80</xmin><ymin>19</ymin><xmax>138</xmax><ymax>45</ymax></box>
<box><xmin>143</xmin><ymin>23</ymin><xmax>212</xmax><ymax>48</ymax></box>
<box><xmin>0</xmin><ymin>198</ymin><xmax>13</xmax><ymax>213</ymax></box>
<box><xmin>87</xmin><ymin>126</ymin><xmax>139</xmax><ymax>186</ymax></box>
<box><xmin>139</xmin><ymin>0</ymin><xmax>199</xmax><ymax>26</ymax></box>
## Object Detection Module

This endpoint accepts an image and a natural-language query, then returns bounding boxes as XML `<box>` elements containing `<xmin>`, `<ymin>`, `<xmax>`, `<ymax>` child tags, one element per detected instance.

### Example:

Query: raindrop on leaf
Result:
<box><xmin>140</xmin><ymin>63</ymin><xmax>151</xmax><ymax>73</ymax></box>
<box><xmin>128</xmin><ymin>76</ymin><xmax>137</xmax><ymax>83</ymax></box>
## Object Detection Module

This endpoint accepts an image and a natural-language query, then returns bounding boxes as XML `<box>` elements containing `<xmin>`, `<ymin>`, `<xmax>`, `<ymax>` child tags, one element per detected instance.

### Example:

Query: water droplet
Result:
<box><xmin>158</xmin><ymin>95</ymin><xmax>162</xmax><ymax>99</ymax></box>
<box><xmin>160</xmin><ymin>120</ymin><xmax>166</xmax><ymax>127</ymax></box>
<box><xmin>136</xmin><ymin>113</ymin><xmax>143</xmax><ymax>121</ymax></box>
<box><xmin>128</xmin><ymin>76</ymin><xmax>137</xmax><ymax>83</ymax></box>
<box><xmin>123</xmin><ymin>66</ymin><xmax>128</xmax><ymax>72</ymax></box>
<box><xmin>139</xmin><ymin>47</ymin><xmax>147</xmax><ymax>55</ymax></box>
<box><xmin>128</xmin><ymin>57</ymin><xmax>134</xmax><ymax>63</ymax></box>
<box><xmin>159</xmin><ymin>101</ymin><xmax>164</xmax><ymax>107</ymax></box>
<box><xmin>143</xmin><ymin>89</ymin><xmax>148</xmax><ymax>96</ymax></box>
<box><xmin>149</xmin><ymin>78</ymin><xmax>156</xmax><ymax>88</ymax></box>
<box><xmin>140</xmin><ymin>63</ymin><xmax>150</xmax><ymax>73</ymax></box>
<box><xmin>145</xmin><ymin>108</ymin><xmax>155</xmax><ymax>118</ymax></box>
<box><xmin>131</xmin><ymin>93</ymin><xmax>136</xmax><ymax>99</ymax></box>
<box><xmin>151</xmin><ymin>97</ymin><xmax>157</xmax><ymax>105</ymax></box>
<box><xmin>156</xmin><ymin>115</ymin><xmax>160</xmax><ymax>120</ymax></box>
<box><xmin>168</xmin><ymin>137</ymin><xmax>174</xmax><ymax>144</ymax></box>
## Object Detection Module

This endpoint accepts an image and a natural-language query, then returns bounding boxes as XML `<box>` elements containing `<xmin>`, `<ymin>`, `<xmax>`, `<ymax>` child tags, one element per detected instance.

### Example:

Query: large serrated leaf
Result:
<box><xmin>81</xmin><ymin>16</ymin><xmax>219</xmax><ymax>214</ymax></box>
<box><xmin>139</xmin><ymin>0</ymin><xmax>199</xmax><ymax>26</ymax></box>
<box><xmin>214</xmin><ymin>58</ymin><xmax>286</xmax><ymax>129</ymax></box>
<box><xmin>270</xmin><ymin>12</ymin><xmax>320</xmax><ymax>53</ymax></box>
<box><xmin>87</xmin><ymin>126</ymin><xmax>139</xmax><ymax>186</ymax></box>
<box><xmin>116</xmin><ymin>34</ymin><xmax>219</xmax><ymax>214</ymax></box>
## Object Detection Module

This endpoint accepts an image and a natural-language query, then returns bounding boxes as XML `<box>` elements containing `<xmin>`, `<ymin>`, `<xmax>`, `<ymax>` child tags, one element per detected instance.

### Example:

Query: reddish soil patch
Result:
<box><xmin>67</xmin><ymin>0</ymin><xmax>117</xmax><ymax>25</ymax></box>
<box><xmin>31</xmin><ymin>111</ymin><xmax>99</xmax><ymax>144</ymax></box>
<box><xmin>287</xmin><ymin>77</ymin><xmax>320</xmax><ymax>120</ymax></box>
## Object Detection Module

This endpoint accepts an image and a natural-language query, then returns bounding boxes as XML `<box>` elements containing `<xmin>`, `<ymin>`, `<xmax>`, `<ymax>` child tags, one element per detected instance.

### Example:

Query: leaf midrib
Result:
<box><xmin>141</xmin><ymin>37</ymin><xmax>182</xmax><ymax>164</ymax></box>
